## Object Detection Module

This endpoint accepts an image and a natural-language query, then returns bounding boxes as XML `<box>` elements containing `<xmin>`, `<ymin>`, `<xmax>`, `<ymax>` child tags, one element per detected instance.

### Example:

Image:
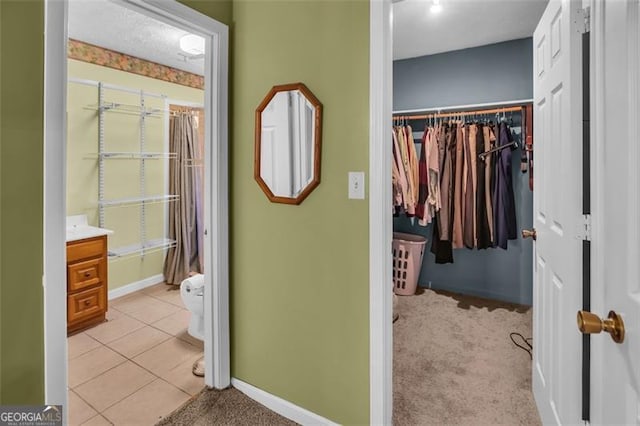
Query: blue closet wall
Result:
<box><xmin>393</xmin><ymin>38</ymin><xmax>534</xmax><ymax>305</ymax></box>
<box><xmin>394</xmin><ymin>38</ymin><xmax>533</xmax><ymax>111</ymax></box>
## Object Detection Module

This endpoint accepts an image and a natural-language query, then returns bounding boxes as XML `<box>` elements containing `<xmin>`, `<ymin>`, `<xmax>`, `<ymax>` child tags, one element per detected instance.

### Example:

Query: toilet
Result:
<box><xmin>180</xmin><ymin>273</ymin><xmax>205</xmax><ymax>341</ymax></box>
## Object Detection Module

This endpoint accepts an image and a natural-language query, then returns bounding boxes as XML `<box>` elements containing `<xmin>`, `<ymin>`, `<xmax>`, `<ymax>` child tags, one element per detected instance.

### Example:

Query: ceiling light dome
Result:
<box><xmin>179</xmin><ymin>34</ymin><xmax>205</xmax><ymax>55</ymax></box>
<box><xmin>430</xmin><ymin>0</ymin><xmax>442</xmax><ymax>14</ymax></box>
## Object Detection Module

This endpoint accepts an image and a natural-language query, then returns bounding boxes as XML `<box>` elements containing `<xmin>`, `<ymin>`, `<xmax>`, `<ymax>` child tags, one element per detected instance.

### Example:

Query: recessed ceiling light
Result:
<box><xmin>430</xmin><ymin>0</ymin><xmax>442</xmax><ymax>14</ymax></box>
<box><xmin>179</xmin><ymin>34</ymin><xmax>205</xmax><ymax>55</ymax></box>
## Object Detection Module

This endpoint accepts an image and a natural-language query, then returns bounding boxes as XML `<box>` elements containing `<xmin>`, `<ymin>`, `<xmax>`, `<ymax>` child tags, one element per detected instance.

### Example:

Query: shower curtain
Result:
<box><xmin>163</xmin><ymin>112</ymin><xmax>204</xmax><ymax>285</ymax></box>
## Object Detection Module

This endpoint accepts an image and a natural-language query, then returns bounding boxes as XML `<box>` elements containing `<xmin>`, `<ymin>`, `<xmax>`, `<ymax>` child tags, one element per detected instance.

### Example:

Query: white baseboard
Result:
<box><xmin>108</xmin><ymin>274</ymin><xmax>165</xmax><ymax>300</ymax></box>
<box><xmin>230</xmin><ymin>378</ymin><xmax>339</xmax><ymax>426</ymax></box>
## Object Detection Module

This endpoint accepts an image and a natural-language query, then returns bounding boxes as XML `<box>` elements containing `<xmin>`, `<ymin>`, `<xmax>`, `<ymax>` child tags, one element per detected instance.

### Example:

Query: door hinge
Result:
<box><xmin>577</xmin><ymin>6</ymin><xmax>591</xmax><ymax>34</ymax></box>
<box><xmin>579</xmin><ymin>214</ymin><xmax>592</xmax><ymax>241</ymax></box>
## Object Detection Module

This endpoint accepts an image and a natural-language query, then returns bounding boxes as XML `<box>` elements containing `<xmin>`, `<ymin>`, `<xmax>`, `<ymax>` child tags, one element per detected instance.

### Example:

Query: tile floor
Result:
<box><xmin>68</xmin><ymin>283</ymin><xmax>204</xmax><ymax>426</ymax></box>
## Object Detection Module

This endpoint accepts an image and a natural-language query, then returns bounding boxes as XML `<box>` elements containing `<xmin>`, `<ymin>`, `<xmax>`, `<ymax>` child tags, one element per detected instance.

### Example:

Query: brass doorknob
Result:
<box><xmin>577</xmin><ymin>310</ymin><xmax>625</xmax><ymax>344</ymax></box>
<box><xmin>522</xmin><ymin>228</ymin><xmax>537</xmax><ymax>240</ymax></box>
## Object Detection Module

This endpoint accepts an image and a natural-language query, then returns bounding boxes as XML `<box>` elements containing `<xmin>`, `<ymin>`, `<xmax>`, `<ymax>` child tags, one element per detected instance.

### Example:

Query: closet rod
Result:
<box><xmin>393</xmin><ymin>105</ymin><xmax>524</xmax><ymax>121</ymax></box>
<box><xmin>392</xmin><ymin>98</ymin><xmax>534</xmax><ymax>115</ymax></box>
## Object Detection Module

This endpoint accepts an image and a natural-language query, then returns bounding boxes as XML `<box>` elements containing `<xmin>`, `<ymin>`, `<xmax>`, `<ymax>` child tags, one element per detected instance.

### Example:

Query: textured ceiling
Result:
<box><xmin>69</xmin><ymin>0</ymin><xmax>547</xmax><ymax>73</ymax></box>
<box><xmin>68</xmin><ymin>0</ymin><xmax>205</xmax><ymax>76</ymax></box>
<box><xmin>393</xmin><ymin>0</ymin><xmax>549</xmax><ymax>60</ymax></box>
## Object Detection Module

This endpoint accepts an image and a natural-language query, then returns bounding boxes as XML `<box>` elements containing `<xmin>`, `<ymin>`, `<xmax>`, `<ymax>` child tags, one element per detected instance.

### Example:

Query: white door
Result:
<box><xmin>590</xmin><ymin>0</ymin><xmax>640</xmax><ymax>423</ymax></box>
<box><xmin>532</xmin><ymin>0</ymin><xmax>585</xmax><ymax>423</ymax></box>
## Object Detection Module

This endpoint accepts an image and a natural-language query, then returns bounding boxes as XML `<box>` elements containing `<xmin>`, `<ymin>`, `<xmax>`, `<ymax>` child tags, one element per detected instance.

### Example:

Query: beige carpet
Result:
<box><xmin>393</xmin><ymin>289</ymin><xmax>541</xmax><ymax>426</ymax></box>
<box><xmin>157</xmin><ymin>387</ymin><xmax>296</xmax><ymax>426</ymax></box>
<box><xmin>160</xmin><ymin>289</ymin><xmax>540</xmax><ymax>425</ymax></box>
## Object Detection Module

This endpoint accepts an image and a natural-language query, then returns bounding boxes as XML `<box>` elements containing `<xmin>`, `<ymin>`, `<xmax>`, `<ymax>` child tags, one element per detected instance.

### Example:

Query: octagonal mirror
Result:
<box><xmin>255</xmin><ymin>83</ymin><xmax>323</xmax><ymax>205</ymax></box>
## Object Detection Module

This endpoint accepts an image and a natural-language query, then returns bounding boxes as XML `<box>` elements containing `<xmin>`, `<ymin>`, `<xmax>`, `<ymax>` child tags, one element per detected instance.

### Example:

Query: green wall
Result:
<box><xmin>230</xmin><ymin>1</ymin><xmax>370</xmax><ymax>424</ymax></box>
<box><xmin>180</xmin><ymin>0</ymin><xmax>232</xmax><ymax>27</ymax></box>
<box><xmin>0</xmin><ymin>0</ymin><xmax>45</xmax><ymax>403</ymax></box>
<box><xmin>0</xmin><ymin>2</ymin><xmax>371</xmax><ymax>423</ymax></box>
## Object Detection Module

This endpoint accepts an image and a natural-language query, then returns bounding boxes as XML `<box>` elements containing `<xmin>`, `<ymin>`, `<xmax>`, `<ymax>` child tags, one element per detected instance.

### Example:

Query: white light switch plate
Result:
<box><xmin>348</xmin><ymin>172</ymin><xmax>365</xmax><ymax>199</ymax></box>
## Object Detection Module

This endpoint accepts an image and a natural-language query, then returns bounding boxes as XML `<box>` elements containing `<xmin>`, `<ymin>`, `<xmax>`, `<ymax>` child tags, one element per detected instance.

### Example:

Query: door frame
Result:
<box><xmin>43</xmin><ymin>0</ymin><xmax>230</xmax><ymax>416</ymax></box>
<box><xmin>589</xmin><ymin>2</ymin><xmax>640</xmax><ymax>423</ymax></box>
<box><xmin>589</xmin><ymin>0</ymin><xmax>613</xmax><ymax>422</ymax></box>
<box><xmin>367</xmin><ymin>0</ymin><xmax>607</xmax><ymax>423</ymax></box>
<box><xmin>369</xmin><ymin>0</ymin><xmax>393</xmax><ymax>423</ymax></box>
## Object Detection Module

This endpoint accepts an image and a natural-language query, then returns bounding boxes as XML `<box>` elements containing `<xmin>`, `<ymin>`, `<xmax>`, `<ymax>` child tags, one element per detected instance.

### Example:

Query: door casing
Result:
<box><xmin>589</xmin><ymin>0</ymin><xmax>640</xmax><ymax>423</ymax></box>
<box><xmin>368</xmin><ymin>0</ymin><xmax>393</xmax><ymax>423</ymax></box>
<box><xmin>367</xmin><ymin>0</ymin><xmax>609</xmax><ymax>424</ymax></box>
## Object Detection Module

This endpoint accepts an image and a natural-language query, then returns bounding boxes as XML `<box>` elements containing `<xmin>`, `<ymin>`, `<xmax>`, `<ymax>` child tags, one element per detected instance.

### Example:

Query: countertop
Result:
<box><xmin>66</xmin><ymin>214</ymin><xmax>113</xmax><ymax>243</ymax></box>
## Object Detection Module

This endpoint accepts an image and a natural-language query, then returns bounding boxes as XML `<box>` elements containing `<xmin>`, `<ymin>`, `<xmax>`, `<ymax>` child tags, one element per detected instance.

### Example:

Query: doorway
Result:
<box><xmin>390</xmin><ymin>2</ymin><xmax>541</xmax><ymax>421</ymax></box>
<box><xmin>43</xmin><ymin>0</ymin><xmax>229</xmax><ymax>423</ymax></box>
<box><xmin>372</xmin><ymin>0</ymin><xmax>640</xmax><ymax>423</ymax></box>
<box><xmin>369</xmin><ymin>0</ymin><xmax>589</xmax><ymax>424</ymax></box>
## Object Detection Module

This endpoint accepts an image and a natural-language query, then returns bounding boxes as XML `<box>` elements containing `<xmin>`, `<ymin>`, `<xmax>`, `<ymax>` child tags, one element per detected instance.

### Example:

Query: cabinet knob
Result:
<box><xmin>84</xmin><ymin>272</ymin><xmax>91</xmax><ymax>278</ymax></box>
<box><xmin>84</xmin><ymin>300</ymin><xmax>91</xmax><ymax>306</ymax></box>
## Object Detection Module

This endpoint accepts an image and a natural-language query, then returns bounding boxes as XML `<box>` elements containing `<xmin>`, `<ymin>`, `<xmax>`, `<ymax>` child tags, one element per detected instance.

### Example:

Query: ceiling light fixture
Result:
<box><xmin>179</xmin><ymin>33</ymin><xmax>205</xmax><ymax>55</ymax></box>
<box><xmin>430</xmin><ymin>0</ymin><xmax>442</xmax><ymax>14</ymax></box>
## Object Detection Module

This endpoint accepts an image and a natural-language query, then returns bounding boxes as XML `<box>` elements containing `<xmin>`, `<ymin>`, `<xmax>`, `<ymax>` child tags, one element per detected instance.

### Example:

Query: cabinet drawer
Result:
<box><xmin>68</xmin><ymin>286</ymin><xmax>106</xmax><ymax>324</ymax></box>
<box><xmin>68</xmin><ymin>257</ymin><xmax>105</xmax><ymax>292</ymax></box>
<box><xmin>67</xmin><ymin>236</ymin><xmax>106</xmax><ymax>263</ymax></box>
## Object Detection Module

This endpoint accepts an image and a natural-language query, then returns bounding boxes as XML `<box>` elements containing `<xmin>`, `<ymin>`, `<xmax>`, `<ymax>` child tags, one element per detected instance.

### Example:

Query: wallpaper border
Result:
<box><xmin>68</xmin><ymin>39</ymin><xmax>204</xmax><ymax>90</ymax></box>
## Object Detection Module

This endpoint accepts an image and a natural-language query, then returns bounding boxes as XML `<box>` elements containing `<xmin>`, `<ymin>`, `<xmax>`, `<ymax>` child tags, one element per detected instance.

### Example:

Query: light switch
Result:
<box><xmin>348</xmin><ymin>172</ymin><xmax>365</xmax><ymax>199</ymax></box>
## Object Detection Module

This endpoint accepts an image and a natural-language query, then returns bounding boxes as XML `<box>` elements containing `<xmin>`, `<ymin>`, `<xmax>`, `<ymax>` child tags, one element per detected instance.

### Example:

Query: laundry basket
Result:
<box><xmin>392</xmin><ymin>232</ymin><xmax>427</xmax><ymax>296</ymax></box>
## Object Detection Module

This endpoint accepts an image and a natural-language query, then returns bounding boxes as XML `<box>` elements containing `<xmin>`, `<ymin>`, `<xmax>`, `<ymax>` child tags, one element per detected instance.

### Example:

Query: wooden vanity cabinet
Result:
<box><xmin>67</xmin><ymin>235</ymin><xmax>108</xmax><ymax>335</ymax></box>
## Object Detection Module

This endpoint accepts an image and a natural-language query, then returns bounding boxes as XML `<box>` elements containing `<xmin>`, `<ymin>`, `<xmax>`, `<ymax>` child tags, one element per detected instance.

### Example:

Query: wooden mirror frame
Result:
<box><xmin>254</xmin><ymin>82</ymin><xmax>323</xmax><ymax>205</ymax></box>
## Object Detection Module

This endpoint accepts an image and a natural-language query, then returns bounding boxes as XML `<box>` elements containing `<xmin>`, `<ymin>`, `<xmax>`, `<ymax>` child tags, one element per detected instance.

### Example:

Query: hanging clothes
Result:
<box><xmin>431</xmin><ymin>123</ymin><xmax>454</xmax><ymax>264</ymax></box>
<box><xmin>391</xmin><ymin>107</ymin><xmax>525</xmax><ymax>261</ymax></box>
<box><xmin>398</xmin><ymin>126</ymin><xmax>416</xmax><ymax>216</ymax></box>
<box><xmin>445</xmin><ymin>124</ymin><xmax>458</xmax><ymax>240</ymax></box>
<box><xmin>392</xmin><ymin>142</ymin><xmax>404</xmax><ymax>213</ymax></box>
<box><xmin>438</xmin><ymin>124</ymin><xmax>454</xmax><ymax>240</ymax></box>
<box><xmin>426</xmin><ymin>126</ymin><xmax>441</xmax><ymax>223</ymax></box>
<box><xmin>392</xmin><ymin>124</ymin><xmax>422</xmax><ymax>219</ymax></box>
<box><xmin>469</xmin><ymin>124</ymin><xmax>479</xmax><ymax>247</ymax></box>
<box><xmin>451</xmin><ymin>122</ymin><xmax>465</xmax><ymax>249</ymax></box>
<box><xmin>475</xmin><ymin>124</ymin><xmax>492</xmax><ymax>249</ymax></box>
<box><xmin>523</xmin><ymin>104</ymin><xmax>534</xmax><ymax>191</ymax></box>
<box><xmin>416</xmin><ymin>126</ymin><xmax>429</xmax><ymax>223</ymax></box>
<box><xmin>493</xmin><ymin>122</ymin><xmax>518</xmax><ymax>249</ymax></box>
<box><xmin>392</xmin><ymin>129</ymin><xmax>409</xmax><ymax>215</ymax></box>
<box><xmin>462</xmin><ymin>125</ymin><xmax>475</xmax><ymax>249</ymax></box>
<box><xmin>406</xmin><ymin>126</ymin><xmax>420</xmax><ymax>215</ymax></box>
<box><xmin>482</xmin><ymin>125</ymin><xmax>495</xmax><ymax>244</ymax></box>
